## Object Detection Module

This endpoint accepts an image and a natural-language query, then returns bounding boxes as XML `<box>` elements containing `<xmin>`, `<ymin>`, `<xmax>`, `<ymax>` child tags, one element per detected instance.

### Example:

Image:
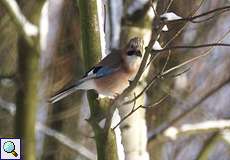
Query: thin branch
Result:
<box><xmin>112</xmin><ymin>105</ymin><xmax>142</xmax><ymax>130</ymax></box>
<box><xmin>36</xmin><ymin>123</ymin><xmax>96</xmax><ymax>160</ymax></box>
<box><xmin>166</xmin><ymin>67</ymin><xmax>191</xmax><ymax>78</ymax></box>
<box><xmin>0</xmin><ymin>99</ymin><xmax>96</xmax><ymax>160</ymax></box>
<box><xmin>163</xmin><ymin>120</ymin><xmax>230</xmax><ymax>140</ymax></box>
<box><xmin>152</xmin><ymin>43</ymin><xmax>230</xmax><ymax>53</ymax></box>
<box><xmin>164</xmin><ymin>6</ymin><xmax>230</xmax><ymax>23</ymax></box>
<box><xmin>122</xmin><ymin>66</ymin><xmax>187</xmax><ymax>106</ymax></box>
<box><xmin>0</xmin><ymin>74</ymin><xmax>15</xmax><ymax>80</ymax></box>
<box><xmin>191</xmin><ymin>9</ymin><xmax>227</xmax><ymax>23</ymax></box>
<box><xmin>122</xmin><ymin>76</ymin><xmax>157</xmax><ymax>105</ymax></box>
<box><xmin>160</xmin><ymin>46</ymin><xmax>229</xmax><ymax>77</ymax></box>
<box><xmin>163</xmin><ymin>0</ymin><xmax>174</xmax><ymax>13</ymax></box>
<box><xmin>145</xmin><ymin>0</ymin><xmax>206</xmax><ymax>70</ymax></box>
<box><xmin>112</xmin><ymin>93</ymin><xmax>137</xmax><ymax>130</ymax></box>
<box><xmin>117</xmin><ymin>10</ymin><xmax>164</xmax><ymax>101</ymax></box>
<box><xmin>148</xmin><ymin>29</ymin><xmax>230</xmax><ymax>142</ymax></box>
<box><xmin>161</xmin><ymin>50</ymin><xmax>171</xmax><ymax>73</ymax></box>
<box><xmin>160</xmin><ymin>27</ymin><xmax>230</xmax><ymax>76</ymax></box>
<box><xmin>146</xmin><ymin>52</ymin><xmax>160</xmax><ymax>68</ymax></box>
<box><xmin>0</xmin><ymin>97</ymin><xmax>16</xmax><ymax>115</ymax></box>
<box><xmin>151</xmin><ymin>1</ymin><xmax>159</xmax><ymax>18</ymax></box>
<box><xmin>113</xmin><ymin>94</ymin><xmax>168</xmax><ymax>130</ymax></box>
<box><xmin>123</xmin><ymin>28</ymin><xmax>230</xmax><ymax>105</ymax></box>
<box><xmin>148</xmin><ymin>77</ymin><xmax>230</xmax><ymax>142</ymax></box>
<box><xmin>123</xmin><ymin>60</ymin><xmax>180</xmax><ymax>106</ymax></box>
<box><xmin>163</xmin><ymin>0</ymin><xmax>206</xmax><ymax>47</ymax></box>
<box><xmin>196</xmin><ymin>133</ymin><xmax>220</xmax><ymax>160</ymax></box>
<box><xmin>144</xmin><ymin>94</ymin><xmax>169</xmax><ymax>108</ymax></box>
<box><xmin>0</xmin><ymin>0</ymin><xmax>38</xmax><ymax>46</ymax></box>
<box><xmin>124</xmin><ymin>42</ymin><xmax>223</xmax><ymax>105</ymax></box>
<box><xmin>187</xmin><ymin>6</ymin><xmax>230</xmax><ymax>21</ymax></box>
<box><xmin>104</xmin><ymin>11</ymin><xmax>165</xmax><ymax>132</ymax></box>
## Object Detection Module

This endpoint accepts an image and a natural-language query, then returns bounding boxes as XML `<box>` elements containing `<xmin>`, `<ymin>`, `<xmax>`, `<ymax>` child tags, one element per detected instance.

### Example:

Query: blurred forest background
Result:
<box><xmin>0</xmin><ymin>0</ymin><xmax>230</xmax><ymax>160</ymax></box>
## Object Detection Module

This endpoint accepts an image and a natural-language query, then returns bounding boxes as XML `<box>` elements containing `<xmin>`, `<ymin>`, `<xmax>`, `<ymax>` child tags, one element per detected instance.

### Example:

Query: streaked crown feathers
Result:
<box><xmin>127</xmin><ymin>37</ymin><xmax>144</xmax><ymax>52</ymax></box>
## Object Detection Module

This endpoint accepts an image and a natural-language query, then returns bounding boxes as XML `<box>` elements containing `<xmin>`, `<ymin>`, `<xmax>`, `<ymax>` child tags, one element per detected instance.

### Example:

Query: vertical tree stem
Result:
<box><xmin>16</xmin><ymin>36</ymin><xmax>39</xmax><ymax>160</ymax></box>
<box><xmin>14</xmin><ymin>1</ymin><xmax>45</xmax><ymax>160</ymax></box>
<box><xmin>78</xmin><ymin>0</ymin><xmax>118</xmax><ymax>159</ymax></box>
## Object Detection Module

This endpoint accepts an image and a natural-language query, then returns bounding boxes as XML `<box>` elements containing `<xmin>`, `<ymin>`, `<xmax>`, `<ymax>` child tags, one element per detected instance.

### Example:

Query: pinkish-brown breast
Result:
<box><xmin>94</xmin><ymin>68</ymin><xmax>136</xmax><ymax>96</ymax></box>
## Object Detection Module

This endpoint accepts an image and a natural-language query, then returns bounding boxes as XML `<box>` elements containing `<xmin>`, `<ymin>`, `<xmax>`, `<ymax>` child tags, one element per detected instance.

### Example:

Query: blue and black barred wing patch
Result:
<box><xmin>83</xmin><ymin>66</ymin><xmax>116</xmax><ymax>79</ymax></box>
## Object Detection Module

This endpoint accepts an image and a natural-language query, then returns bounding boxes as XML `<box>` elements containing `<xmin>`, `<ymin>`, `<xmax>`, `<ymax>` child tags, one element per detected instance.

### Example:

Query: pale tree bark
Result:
<box><xmin>78</xmin><ymin>0</ymin><xmax>118</xmax><ymax>159</ymax></box>
<box><xmin>117</xmin><ymin>0</ymin><xmax>153</xmax><ymax>159</ymax></box>
<box><xmin>37</xmin><ymin>0</ymin><xmax>65</xmax><ymax>158</ymax></box>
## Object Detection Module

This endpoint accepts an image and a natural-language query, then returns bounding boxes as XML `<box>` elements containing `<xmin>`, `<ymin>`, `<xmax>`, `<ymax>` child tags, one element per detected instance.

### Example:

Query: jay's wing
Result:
<box><xmin>49</xmin><ymin>50</ymin><xmax>123</xmax><ymax>103</ymax></box>
<box><xmin>83</xmin><ymin>49</ymin><xmax>123</xmax><ymax>79</ymax></box>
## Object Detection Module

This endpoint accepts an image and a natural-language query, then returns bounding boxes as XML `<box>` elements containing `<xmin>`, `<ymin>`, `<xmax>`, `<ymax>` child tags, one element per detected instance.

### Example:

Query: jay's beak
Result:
<box><xmin>136</xmin><ymin>50</ymin><xmax>142</xmax><ymax>57</ymax></box>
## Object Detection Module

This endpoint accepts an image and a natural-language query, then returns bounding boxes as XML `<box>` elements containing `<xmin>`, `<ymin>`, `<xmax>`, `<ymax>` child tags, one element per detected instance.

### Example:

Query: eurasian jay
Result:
<box><xmin>50</xmin><ymin>37</ymin><xmax>144</xmax><ymax>103</ymax></box>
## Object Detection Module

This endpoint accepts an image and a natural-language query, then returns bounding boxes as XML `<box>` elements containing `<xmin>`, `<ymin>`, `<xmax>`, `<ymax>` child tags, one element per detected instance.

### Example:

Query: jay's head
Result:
<box><xmin>124</xmin><ymin>37</ymin><xmax>144</xmax><ymax>69</ymax></box>
<box><xmin>126</xmin><ymin>37</ymin><xmax>144</xmax><ymax>57</ymax></box>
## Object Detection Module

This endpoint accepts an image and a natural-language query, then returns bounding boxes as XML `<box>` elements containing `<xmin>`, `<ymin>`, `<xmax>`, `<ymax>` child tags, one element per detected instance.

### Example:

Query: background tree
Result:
<box><xmin>0</xmin><ymin>0</ymin><xmax>230</xmax><ymax>160</ymax></box>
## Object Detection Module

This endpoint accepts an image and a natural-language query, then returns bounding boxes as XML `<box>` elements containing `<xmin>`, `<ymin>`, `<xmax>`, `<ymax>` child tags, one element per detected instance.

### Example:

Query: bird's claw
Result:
<box><xmin>128</xmin><ymin>80</ymin><xmax>133</xmax><ymax>86</ymax></box>
<box><xmin>113</xmin><ymin>92</ymin><xmax>120</xmax><ymax>99</ymax></box>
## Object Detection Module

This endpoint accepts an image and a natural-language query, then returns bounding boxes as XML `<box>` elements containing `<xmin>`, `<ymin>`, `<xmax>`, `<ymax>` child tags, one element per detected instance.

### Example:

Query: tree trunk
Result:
<box><xmin>78</xmin><ymin>0</ymin><xmax>118</xmax><ymax>159</ymax></box>
<box><xmin>15</xmin><ymin>1</ymin><xmax>45</xmax><ymax>159</ymax></box>
<box><xmin>118</xmin><ymin>0</ymin><xmax>152</xmax><ymax>159</ymax></box>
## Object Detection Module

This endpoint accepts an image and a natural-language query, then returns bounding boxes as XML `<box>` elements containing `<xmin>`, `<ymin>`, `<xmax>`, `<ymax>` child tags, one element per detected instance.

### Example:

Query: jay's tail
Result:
<box><xmin>49</xmin><ymin>84</ymin><xmax>79</xmax><ymax>104</ymax></box>
<box><xmin>49</xmin><ymin>75</ymin><xmax>96</xmax><ymax>104</ymax></box>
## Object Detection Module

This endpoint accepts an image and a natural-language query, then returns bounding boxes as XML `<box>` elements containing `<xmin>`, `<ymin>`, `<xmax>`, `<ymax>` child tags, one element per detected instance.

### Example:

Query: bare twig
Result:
<box><xmin>104</xmin><ymin>7</ymin><xmax>165</xmax><ymax>132</ymax></box>
<box><xmin>161</xmin><ymin>45</ymin><xmax>230</xmax><ymax>77</ymax></box>
<box><xmin>151</xmin><ymin>1</ymin><xmax>159</xmax><ymax>18</ymax></box>
<box><xmin>148</xmin><ymin>77</ymin><xmax>230</xmax><ymax>142</ymax></box>
<box><xmin>163</xmin><ymin>6</ymin><xmax>230</xmax><ymax>23</ymax></box>
<box><xmin>0</xmin><ymin>98</ymin><xmax>96</xmax><ymax>160</ymax></box>
<box><xmin>123</xmin><ymin>27</ymin><xmax>230</xmax><ymax>105</ymax></box>
<box><xmin>159</xmin><ymin>26</ymin><xmax>230</xmax><ymax>76</ymax></box>
<box><xmin>152</xmin><ymin>43</ymin><xmax>230</xmax><ymax>53</ymax></box>
<box><xmin>122</xmin><ymin>66</ymin><xmax>181</xmax><ymax>105</ymax></box>
<box><xmin>0</xmin><ymin>74</ymin><xmax>15</xmax><ymax>80</ymax></box>
<box><xmin>163</xmin><ymin>0</ymin><xmax>174</xmax><ymax>13</ymax></box>
<box><xmin>148</xmin><ymin>0</ymin><xmax>206</xmax><ymax>68</ymax></box>
<box><xmin>191</xmin><ymin>9</ymin><xmax>227</xmax><ymax>23</ymax></box>
<box><xmin>148</xmin><ymin>32</ymin><xmax>230</xmax><ymax>141</ymax></box>
<box><xmin>163</xmin><ymin>0</ymin><xmax>206</xmax><ymax>47</ymax></box>
<box><xmin>0</xmin><ymin>97</ymin><xmax>16</xmax><ymax>115</ymax></box>
<box><xmin>112</xmin><ymin>105</ymin><xmax>142</xmax><ymax>130</ymax></box>
<box><xmin>36</xmin><ymin>123</ymin><xmax>96</xmax><ymax>160</ymax></box>
<box><xmin>163</xmin><ymin>120</ymin><xmax>230</xmax><ymax>140</ymax></box>
<box><xmin>187</xmin><ymin>6</ymin><xmax>230</xmax><ymax>22</ymax></box>
<box><xmin>112</xmin><ymin>93</ymin><xmax>137</xmax><ymax>130</ymax></box>
<box><xmin>196</xmin><ymin>133</ymin><xmax>220</xmax><ymax>160</ymax></box>
<box><xmin>113</xmin><ymin>94</ymin><xmax>168</xmax><ymax>130</ymax></box>
<box><xmin>122</xmin><ymin>62</ymin><xmax>182</xmax><ymax>106</ymax></box>
<box><xmin>0</xmin><ymin>0</ymin><xmax>38</xmax><ymax>46</ymax></box>
<box><xmin>161</xmin><ymin>50</ymin><xmax>171</xmax><ymax>73</ymax></box>
<box><xmin>146</xmin><ymin>52</ymin><xmax>160</xmax><ymax>68</ymax></box>
<box><xmin>122</xmin><ymin>76</ymin><xmax>157</xmax><ymax>105</ymax></box>
<box><xmin>166</xmin><ymin>67</ymin><xmax>191</xmax><ymax>78</ymax></box>
<box><xmin>144</xmin><ymin>94</ymin><xmax>169</xmax><ymax>108</ymax></box>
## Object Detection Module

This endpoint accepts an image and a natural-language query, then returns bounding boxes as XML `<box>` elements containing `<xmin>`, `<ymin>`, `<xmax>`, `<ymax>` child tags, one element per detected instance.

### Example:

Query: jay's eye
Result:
<box><xmin>127</xmin><ymin>50</ymin><xmax>142</xmax><ymax>57</ymax></box>
<box><xmin>127</xmin><ymin>50</ymin><xmax>136</xmax><ymax>56</ymax></box>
